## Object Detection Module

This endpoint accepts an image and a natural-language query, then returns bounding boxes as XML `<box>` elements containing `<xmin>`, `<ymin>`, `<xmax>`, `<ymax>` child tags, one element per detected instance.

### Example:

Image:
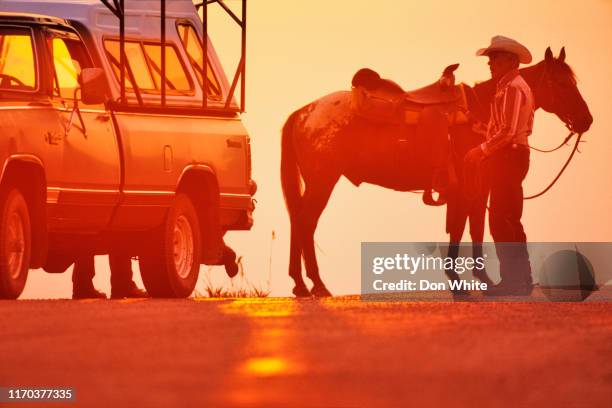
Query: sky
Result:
<box><xmin>22</xmin><ymin>0</ymin><xmax>612</xmax><ymax>298</ymax></box>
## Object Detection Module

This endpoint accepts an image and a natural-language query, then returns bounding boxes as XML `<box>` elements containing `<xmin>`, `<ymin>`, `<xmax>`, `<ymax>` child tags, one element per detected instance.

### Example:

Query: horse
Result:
<box><xmin>281</xmin><ymin>47</ymin><xmax>593</xmax><ymax>297</ymax></box>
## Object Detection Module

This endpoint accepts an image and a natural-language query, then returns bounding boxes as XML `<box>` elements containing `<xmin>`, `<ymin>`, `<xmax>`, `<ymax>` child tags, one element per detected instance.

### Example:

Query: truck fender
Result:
<box><xmin>0</xmin><ymin>155</ymin><xmax>48</xmax><ymax>269</ymax></box>
<box><xmin>176</xmin><ymin>165</ymin><xmax>225</xmax><ymax>264</ymax></box>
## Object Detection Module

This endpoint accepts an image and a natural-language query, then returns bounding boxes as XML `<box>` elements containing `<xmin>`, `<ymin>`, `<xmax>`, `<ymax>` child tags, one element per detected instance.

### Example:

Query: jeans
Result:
<box><xmin>486</xmin><ymin>146</ymin><xmax>532</xmax><ymax>285</ymax></box>
<box><xmin>72</xmin><ymin>252</ymin><xmax>134</xmax><ymax>289</ymax></box>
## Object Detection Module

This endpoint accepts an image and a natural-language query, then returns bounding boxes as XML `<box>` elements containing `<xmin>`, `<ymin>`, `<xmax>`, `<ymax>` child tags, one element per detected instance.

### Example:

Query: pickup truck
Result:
<box><xmin>0</xmin><ymin>0</ymin><xmax>256</xmax><ymax>298</ymax></box>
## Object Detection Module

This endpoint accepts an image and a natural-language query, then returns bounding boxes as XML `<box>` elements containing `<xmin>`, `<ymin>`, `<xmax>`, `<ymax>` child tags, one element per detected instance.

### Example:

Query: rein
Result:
<box><xmin>419</xmin><ymin>67</ymin><xmax>584</xmax><ymax>203</ymax></box>
<box><xmin>529</xmin><ymin>131</ymin><xmax>576</xmax><ymax>153</ymax></box>
<box><xmin>523</xmin><ymin>132</ymin><xmax>583</xmax><ymax>200</ymax></box>
<box><xmin>471</xmin><ymin>67</ymin><xmax>585</xmax><ymax>200</ymax></box>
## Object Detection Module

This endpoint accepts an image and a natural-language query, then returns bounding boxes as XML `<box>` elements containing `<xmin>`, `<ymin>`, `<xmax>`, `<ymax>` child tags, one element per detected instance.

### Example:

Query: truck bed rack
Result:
<box><xmin>100</xmin><ymin>0</ymin><xmax>246</xmax><ymax>112</ymax></box>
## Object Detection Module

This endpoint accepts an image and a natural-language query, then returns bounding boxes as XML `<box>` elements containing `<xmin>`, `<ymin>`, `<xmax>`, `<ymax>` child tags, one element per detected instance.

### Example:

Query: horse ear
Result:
<box><xmin>559</xmin><ymin>47</ymin><xmax>566</xmax><ymax>62</ymax></box>
<box><xmin>545</xmin><ymin>47</ymin><xmax>554</xmax><ymax>63</ymax></box>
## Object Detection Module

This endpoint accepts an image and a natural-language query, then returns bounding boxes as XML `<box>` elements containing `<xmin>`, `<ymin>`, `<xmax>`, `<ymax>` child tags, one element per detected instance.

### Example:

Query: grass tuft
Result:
<box><xmin>194</xmin><ymin>256</ymin><xmax>271</xmax><ymax>298</ymax></box>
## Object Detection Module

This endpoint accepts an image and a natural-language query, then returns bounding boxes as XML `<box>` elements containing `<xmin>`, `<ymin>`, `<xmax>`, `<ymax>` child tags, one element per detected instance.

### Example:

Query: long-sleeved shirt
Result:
<box><xmin>481</xmin><ymin>69</ymin><xmax>535</xmax><ymax>156</ymax></box>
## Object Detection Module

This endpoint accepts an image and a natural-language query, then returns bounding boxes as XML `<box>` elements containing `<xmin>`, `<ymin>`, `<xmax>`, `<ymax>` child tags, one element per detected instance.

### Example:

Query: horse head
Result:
<box><xmin>530</xmin><ymin>47</ymin><xmax>593</xmax><ymax>133</ymax></box>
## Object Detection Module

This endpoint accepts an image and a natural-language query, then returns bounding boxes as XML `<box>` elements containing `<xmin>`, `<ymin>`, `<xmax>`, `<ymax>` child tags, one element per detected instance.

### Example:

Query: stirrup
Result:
<box><xmin>423</xmin><ymin>188</ymin><xmax>447</xmax><ymax>206</ymax></box>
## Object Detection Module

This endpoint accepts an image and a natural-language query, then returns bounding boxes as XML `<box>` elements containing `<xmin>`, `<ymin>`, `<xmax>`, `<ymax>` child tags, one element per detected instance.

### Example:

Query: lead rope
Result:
<box><xmin>523</xmin><ymin>132</ymin><xmax>583</xmax><ymax>199</ymax></box>
<box><xmin>529</xmin><ymin>131</ymin><xmax>576</xmax><ymax>153</ymax></box>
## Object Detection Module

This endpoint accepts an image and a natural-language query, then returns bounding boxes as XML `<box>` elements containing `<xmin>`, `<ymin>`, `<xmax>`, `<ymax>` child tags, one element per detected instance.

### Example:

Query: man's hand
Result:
<box><xmin>464</xmin><ymin>146</ymin><xmax>486</xmax><ymax>165</ymax></box>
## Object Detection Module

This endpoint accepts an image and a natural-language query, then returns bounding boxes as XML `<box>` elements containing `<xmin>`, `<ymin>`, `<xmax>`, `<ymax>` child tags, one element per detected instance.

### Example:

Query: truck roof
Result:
<box><xmin>0</xmin><ymin>0</ymin><xmax>198</xmax><ymax>14</ymax></box>
<box><xmin>0</xmin><ymin>0</ymin><xmax>200</xmax><ymax>37</ymax></box>
<box><xmin>0</xmin><ymin>0</ymin><xmax>236</xmax><ymax>110</ymax></box>
<box><xmin>0</xmin><ymin>12</ymin><xmax>69</xmax><ymax>26</ymax></box>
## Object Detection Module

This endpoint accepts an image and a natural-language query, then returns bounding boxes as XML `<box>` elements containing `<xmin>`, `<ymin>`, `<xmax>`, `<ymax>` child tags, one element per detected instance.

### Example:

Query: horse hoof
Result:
<box><xmin>292</xmin><ymin>285</ymin><xmax>311</xmax><ymax>298</ymax></box>
<box><xmin>311</xmin><ymin>284</ymin><xmax>332</xmax><ymax>297</ymax></box>
<box><xmin>474</xmin><ymin>269</ymin><xmax>494</xmax><ymax>287</ymax></box>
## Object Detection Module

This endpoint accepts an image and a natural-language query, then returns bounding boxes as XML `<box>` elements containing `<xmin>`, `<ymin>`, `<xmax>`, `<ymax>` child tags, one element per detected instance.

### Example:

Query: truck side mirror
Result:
<box><xmin>79</xmin><ymin>68</ymin><xmax>107</xmax><ymax>105</ymax></box>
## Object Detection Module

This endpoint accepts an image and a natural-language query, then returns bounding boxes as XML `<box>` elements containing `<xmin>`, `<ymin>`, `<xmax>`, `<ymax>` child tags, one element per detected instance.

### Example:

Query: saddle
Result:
<box><xmin>350</xmin><ymin>64</ymin><xmax>469</xmax><ymax>125</ymax></box>
<box><xmin>351</xmin><ymin>65</ymin><xmax>468</xmax><ymax>206</ymax></box>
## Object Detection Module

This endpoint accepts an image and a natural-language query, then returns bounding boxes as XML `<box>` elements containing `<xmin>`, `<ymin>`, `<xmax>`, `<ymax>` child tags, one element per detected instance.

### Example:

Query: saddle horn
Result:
<box><xmin>439</xmin><ymin>64</ymin><xmax>460</xmax><ymax>89</ymax></box>
<box><xmin>442</xmin><ymin>64</ymin><xmax>460</xmax><ymax>77</ymax></box>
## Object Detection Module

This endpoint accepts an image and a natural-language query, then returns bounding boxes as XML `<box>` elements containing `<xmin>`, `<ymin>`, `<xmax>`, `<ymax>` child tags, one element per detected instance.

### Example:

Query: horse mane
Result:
<box><xmin>551</xmin><ymin>60</ymin><xmax>578</xmax><ymax>84</ymax></box>
<box><xmin>465</xmin><ymin>54</ymin><xmax>578</xmax><ymax>120</ymax></box>
<box><xmin>462</xmin><ymin>79</ymin><xmax>496</xmax><ymax>123</ymax></box>
<box><xmin>528</xmin><ymin>59</ymin><xmax>578</xmax><ymax>85</ymax></box>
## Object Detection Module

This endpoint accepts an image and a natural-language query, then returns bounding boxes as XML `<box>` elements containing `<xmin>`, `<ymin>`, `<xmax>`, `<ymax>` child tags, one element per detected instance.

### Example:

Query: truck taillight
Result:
<box><xmin>248</xmin><ymin>179</ymin><xmax>257</xmax><ymax>196</ymax></box>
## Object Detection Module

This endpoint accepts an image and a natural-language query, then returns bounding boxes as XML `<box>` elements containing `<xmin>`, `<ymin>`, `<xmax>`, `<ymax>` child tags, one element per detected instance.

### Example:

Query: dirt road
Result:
<box><xmin>1</xmin><ymin>296</ymin><xmax>611</xmax><ymax>407</ymax></box>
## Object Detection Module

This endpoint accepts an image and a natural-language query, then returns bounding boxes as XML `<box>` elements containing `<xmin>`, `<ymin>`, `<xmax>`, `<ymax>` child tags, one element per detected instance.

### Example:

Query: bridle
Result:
<box><xmin>464</xmin><ymin>66</ymin><xmax>586</xmax><ymax>200</ymax></box>
<box><xmin>424</xmin><ymin>69</ymin><xmax>586</xmax><ymax>204</ymax></box>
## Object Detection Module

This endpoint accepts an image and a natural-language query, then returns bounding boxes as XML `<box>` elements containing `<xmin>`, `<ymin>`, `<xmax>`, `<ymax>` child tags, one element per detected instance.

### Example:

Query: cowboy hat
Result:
<box><xmin>476</xmin><ymin>35</ymin><xmax>532</xmax><ymax>64</ymax></box>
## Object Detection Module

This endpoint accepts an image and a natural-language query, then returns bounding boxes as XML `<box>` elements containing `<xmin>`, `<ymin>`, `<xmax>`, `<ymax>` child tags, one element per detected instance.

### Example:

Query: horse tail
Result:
<box><xmin>281</xmin><ymin>109</ymin><xmax>304</xmax><ymax>218</ymax></box>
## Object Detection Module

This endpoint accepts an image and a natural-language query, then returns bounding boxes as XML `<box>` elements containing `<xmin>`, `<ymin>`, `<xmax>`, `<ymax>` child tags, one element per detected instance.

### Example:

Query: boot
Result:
<box><xmin>473</xmin><ymin>268</ymin><xmax>494</xmax><ymax>287</ymax></box>
<box><xmin>471</xmin><ymin>244</ymin><xmax>494</xmax><ymax>287</ymax></box>
<box><xmin>72</xmin><ymin>255</ymin><xmax>105</xmax><ymax>299</ymax></box>
<box><xmin>444</xmin><ymin>268</ymin><xmax>468</xmax><ymax>296</ymax></box>
<box><xmin>73</xmin><ymin>282</ymin><xmax>107</xmax><ymax>299</ymax></box>
<box><xmin>444</xmin><ymin>244</ymin><xmax>468</xmax><ymax>296</ymax></box>
<box><xmin>485</xmin><ymin>244</ymin><xmax>533</xmax><ymax>296</ymax></box>
<box><xmin>111</xmin><ymin>280</ymin><xmax>148</xmax><ymax>299</ymax></box>
<box><xmin>109</xmin><ymin>253</ymin><xmax>148</xmax><ymax>299</ymax></box>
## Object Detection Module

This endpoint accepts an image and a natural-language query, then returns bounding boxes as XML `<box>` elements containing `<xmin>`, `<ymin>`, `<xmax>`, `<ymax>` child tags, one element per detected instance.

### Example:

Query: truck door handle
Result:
<box><xmin>96</xmin><ymin>114</ymin><xmax>111</xmax><ymax>122</ymax></box>
<box><xmin>226</xmin><ymin>139</ymin><xmax>242</xmax><ymax>148</ymax></box>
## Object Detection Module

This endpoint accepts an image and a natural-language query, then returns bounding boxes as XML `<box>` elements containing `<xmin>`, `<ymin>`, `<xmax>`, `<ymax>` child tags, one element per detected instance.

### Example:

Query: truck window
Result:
<box><xmin>176</xmin><ymin>23</ymin><xmax>221</xmax><ymax>100</ymax></box>
<box><xmin>46</xmin><ymin>29</ymin><xmax>93</xmax><ymax>100</ymax></box>
<box><xmin>143</xmin><ymin>44</ymin><xmax>192</xmax><ymax>92</ymax></box>
<box><xmin>0</xmin><ymin>27</ymin><xmax>36</xmax><ymax>91</ymax></box>
<box><xmin>104</xmin><ymin>39</ymin><xmax>193</xmax><ymax>96</ymax></box>
<box><xmin>104</xmin><ymin>40</ymin><xmax>154</xmax><ymax>91</ymax></box>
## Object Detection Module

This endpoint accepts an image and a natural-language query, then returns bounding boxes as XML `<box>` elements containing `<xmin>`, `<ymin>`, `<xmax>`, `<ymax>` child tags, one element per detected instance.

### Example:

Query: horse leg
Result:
<box><xmin>445</xmin><ymin>191</ymin><xmax>468</xmax><ymax>269</ymax></box>
<box><xmin>447</xmin><ymin>192</ymin><xmax>469</xmax><ymax>244</ymax></box>
<box><xmin>289</xmin><ymin>215</ymin><xmax>309</xmax><ymax>297</ymax></box>
<box><xmin>300</xmin><ymin>176</ymin><xmax>339</xmax><ymax>297</ymax></box>
<box><xmin>444</xmin><ymin>192</ymin><xmax>470</xmax><ymax>295</ymax></box>
<box><xmin>469</xmin><ymin>191</ymin><xmax>494</xmax><ymax>286</ymax></box>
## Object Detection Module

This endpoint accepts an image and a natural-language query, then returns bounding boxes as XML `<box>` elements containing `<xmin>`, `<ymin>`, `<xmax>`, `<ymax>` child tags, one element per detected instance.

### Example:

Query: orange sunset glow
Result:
<box><xmin>18</xmin><ymin>0</ymin><xmax>612</xmax><ymax>299</ymax></box>
<box><xmin>2</xmin><ymin>2</ymin><xmax>612</xmax><ymax>407</ymax></box>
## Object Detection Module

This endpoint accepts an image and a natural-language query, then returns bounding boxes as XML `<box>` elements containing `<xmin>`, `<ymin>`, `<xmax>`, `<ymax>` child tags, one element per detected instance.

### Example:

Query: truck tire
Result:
<box><xmin>139</xmin><ymin>193</ymin><xmax>201</xmax><ymax>298</ymax></box>
<box><xmin>0</xmin><ymin>188</ymin><xmax>31</xmax><ymax>299</ymax></box>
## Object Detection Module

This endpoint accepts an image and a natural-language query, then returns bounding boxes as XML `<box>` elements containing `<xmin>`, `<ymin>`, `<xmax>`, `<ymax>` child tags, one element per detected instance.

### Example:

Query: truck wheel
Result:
<box><xmin>139</xmin><ymin>193</ymin><xmax>201</xmax><ymax>298</ymax></box>
<box><xmin>0</xmin><ymin>189</ymin><xmax>31</xmax><ymax>299</ymax></box>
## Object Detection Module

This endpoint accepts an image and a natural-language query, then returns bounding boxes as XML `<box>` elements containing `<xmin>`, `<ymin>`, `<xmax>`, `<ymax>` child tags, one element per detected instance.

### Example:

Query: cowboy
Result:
<box><xmin>464</xmin><ymin>35</ymin><xmax>535</xmax><ymax>296</ymax></box>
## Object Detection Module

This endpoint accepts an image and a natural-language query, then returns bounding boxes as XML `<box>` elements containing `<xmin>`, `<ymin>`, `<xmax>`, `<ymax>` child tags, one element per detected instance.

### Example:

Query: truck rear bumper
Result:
<box><xmin>220</xmin><ymin>204</ymin><xmax>255</xmax><ymax>231</ymax></box>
